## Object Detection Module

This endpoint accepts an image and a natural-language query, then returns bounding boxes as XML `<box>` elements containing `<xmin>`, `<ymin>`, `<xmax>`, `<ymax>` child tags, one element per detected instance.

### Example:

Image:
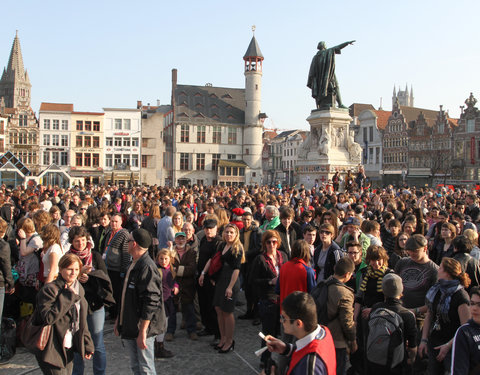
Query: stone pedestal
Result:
<box><xmin>296</xmin><ymin>108</ymin><xmax>362</xmax><ymax>189</ymax></box>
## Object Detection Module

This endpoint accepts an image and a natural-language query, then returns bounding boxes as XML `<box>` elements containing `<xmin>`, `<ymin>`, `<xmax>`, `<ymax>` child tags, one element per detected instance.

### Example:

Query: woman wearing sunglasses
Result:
<box><xmin>250</xmin><ymin>230</ymin><xmax>288</xmax><ymax>370</ymax></box>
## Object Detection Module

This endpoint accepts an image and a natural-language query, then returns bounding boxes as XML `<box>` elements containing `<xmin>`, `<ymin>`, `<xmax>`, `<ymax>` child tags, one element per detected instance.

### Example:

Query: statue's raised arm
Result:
<box><xmin>307</xmin><ymin>40</ymin><xmax>355</xmax><ymax>109</ymax></box>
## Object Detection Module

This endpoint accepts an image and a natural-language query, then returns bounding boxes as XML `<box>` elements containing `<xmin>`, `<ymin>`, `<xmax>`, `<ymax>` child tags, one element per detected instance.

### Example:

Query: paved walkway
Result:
<box><xmin>1</xmin><ymin>303</ymin><xmax>265</xmax><ymax>375</ymax></box>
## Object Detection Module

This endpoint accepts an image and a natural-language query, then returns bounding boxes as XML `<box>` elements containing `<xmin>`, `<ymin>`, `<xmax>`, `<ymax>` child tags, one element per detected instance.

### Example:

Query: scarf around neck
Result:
<box><xmin>69</xmin><ymin>242</ymin><xmax>93</xmax><ymax>268</ymax></box>
<box><xmin>263</xmin><ymin>251</ymin><xmax>284</xmax><ymax>277</ymax></box>
<box><xmin>426</xmin><ymin>279</ymin><xmax>462</xmax><ymax>323</ymax></box>
<box><xmin>359</xmin><ymin>265</ymin><xmax>387</xmax><ymax>293</ymax></box>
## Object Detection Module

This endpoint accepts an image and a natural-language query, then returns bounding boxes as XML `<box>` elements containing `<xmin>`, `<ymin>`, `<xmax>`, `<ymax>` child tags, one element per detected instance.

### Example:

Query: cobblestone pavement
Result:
<box><xmin>1</xmin><ymin>301</ymin><xmax>265</xmax><ymax>375</ymax></box>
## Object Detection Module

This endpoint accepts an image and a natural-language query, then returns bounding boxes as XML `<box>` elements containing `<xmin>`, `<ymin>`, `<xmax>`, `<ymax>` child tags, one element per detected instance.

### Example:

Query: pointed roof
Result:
<box><xmin>243</xmin><ymin>36</ymin><xmax>264</xmax><ymax>59</ymax></box>
<box><xmin>2</xmin><ymin>31</ymin><xmax>29</xmax><ymax>83</ymax></box>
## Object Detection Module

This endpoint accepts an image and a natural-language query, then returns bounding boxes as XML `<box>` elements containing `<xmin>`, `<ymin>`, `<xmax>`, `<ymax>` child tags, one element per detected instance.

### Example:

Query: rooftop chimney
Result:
<box><xmin>137</xmin><ymin>100</ymin><xmax>142</xmax><ymax>109</ymax></box>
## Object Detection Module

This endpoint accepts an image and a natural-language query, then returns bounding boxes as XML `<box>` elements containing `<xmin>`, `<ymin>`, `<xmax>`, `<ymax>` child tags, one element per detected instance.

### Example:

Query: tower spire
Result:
<box><xmin>0</xmin><ymin>31</ymin><xmax>32</xmax><ymax>107</ymax></box>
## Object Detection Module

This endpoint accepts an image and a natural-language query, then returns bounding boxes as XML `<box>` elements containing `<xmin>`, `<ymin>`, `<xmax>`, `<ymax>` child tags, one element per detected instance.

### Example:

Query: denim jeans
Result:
<box><xmin>72</xmin><ymin>307</ymin><xmax>106</xmax><ymax>375</ymax></box>
<box><xmin>123</xmin><ymin>336</ymin><xmax>156</xmax><ymax>375</ymax></box>
<box><xmin>167</xmin><ymin>302</ymin><xmax>196</xmax><ymax>334</ymax></box>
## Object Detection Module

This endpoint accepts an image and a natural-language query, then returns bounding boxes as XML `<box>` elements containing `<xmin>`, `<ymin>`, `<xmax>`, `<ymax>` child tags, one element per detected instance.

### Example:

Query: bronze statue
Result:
<box><xmin>307</xmin><ymin>40</ymin><xmax>355</xmax><ymax>109</ymax></box>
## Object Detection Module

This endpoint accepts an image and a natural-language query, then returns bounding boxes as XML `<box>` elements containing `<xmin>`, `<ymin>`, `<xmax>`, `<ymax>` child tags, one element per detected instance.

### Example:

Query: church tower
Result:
<box><xmin>392</xmin><ymin>84</ymin><xmax>414</xmax><ymax>107</ymax></box>
<box><xmin>0</xmin><ymin>31</ymin><xmax>32</xmax><ymax>108</ymax></box>
<box><xmin>243</xmin><ymin>31</ymin><xmax>264</xmax><ymax>184</ymax></box>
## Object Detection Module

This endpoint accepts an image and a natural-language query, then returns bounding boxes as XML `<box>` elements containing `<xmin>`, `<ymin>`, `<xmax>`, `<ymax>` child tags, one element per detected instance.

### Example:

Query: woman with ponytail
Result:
<box><xmin>419</xmin><ymin>257</ymin><xmax>471</xmax><ymax>374</ymax></box>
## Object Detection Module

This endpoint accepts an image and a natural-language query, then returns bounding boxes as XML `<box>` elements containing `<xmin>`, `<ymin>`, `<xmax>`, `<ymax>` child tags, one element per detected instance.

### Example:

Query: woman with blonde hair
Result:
<box><xmin>463</xmin><ymin>228</ymin><xmax>480</xmax><ymax>260</ymax></box>
<box><xmin>214</xmin><ymin>208</ymin><xmax>230</xmax><ymax>236</ymax></box>
<box><xmin>172</xmin><ymin>211</ymin><xmax>184</xmax><ymax>234</ymax></box>
<box><xmin>40</xmin><ymin>223</ymin><xmax>63</xmax><ymax>285</ymax></box>
<box><xmin>199</xmin><ymin>223</ymin><xmax>244</xmax><ymax>353</ymax></box>
<box><xmin>419</xmin><ymin>257</ymin><xmax>471</xmax><ymax>373</ymax></box>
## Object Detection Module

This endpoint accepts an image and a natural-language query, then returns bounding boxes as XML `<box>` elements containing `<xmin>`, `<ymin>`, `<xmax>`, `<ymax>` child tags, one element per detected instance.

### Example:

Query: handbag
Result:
<box><xmin>208</xmin><ymin>251</ymin><xmax>223</xmax><ymax>279</ymax></box>
<box><xmin>21</xmin><ymin>313</ymin><xmax>51</xmax><ymax>352</ymax></box>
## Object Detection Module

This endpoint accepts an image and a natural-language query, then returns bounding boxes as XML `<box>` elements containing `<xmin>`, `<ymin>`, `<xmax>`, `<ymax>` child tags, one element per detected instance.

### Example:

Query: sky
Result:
<box><xmin>1</xmin><ymin>1</ymin><xmax>479</xmax><ymax>130</ymax></box>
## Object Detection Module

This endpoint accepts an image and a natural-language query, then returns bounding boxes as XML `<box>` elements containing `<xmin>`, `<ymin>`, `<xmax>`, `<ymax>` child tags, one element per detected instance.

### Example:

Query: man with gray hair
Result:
<box><xmin>260</xmin><ymin>205</ymin><xmax>280</xmax><ymax>231</ymax></box>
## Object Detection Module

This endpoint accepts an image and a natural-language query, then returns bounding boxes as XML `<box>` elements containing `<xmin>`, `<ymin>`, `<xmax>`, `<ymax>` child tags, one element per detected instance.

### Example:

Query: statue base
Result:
<box><xmin>296</xmin><ymin>107</ymin><xmax>362</xmax><ymax>190</ymax></box>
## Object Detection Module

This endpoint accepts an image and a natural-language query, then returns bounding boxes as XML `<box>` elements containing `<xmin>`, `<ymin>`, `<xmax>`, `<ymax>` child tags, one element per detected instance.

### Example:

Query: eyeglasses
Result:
<box><xmin>266</xmin><ymin>240</ymin><xmax>278</xmax><ymax>245</ymax></box>
<box><xmin>320</xmin><ymin>230</ymin><xmax>332</xmax><ymax>235</ymax></box>
<box><xmin>280</xmin><ymin>315</ymin><xmax>295</xmax><ymax>323</ymax></box>
<box><xmin>347</xmin><ymin>251</ymin><xmax>360</xmax><ymax>255</ymax></box>
<box><xmin>470</xmin><ymin>301</ymin><xmax>480</xmax><ymax>307</ymax></box>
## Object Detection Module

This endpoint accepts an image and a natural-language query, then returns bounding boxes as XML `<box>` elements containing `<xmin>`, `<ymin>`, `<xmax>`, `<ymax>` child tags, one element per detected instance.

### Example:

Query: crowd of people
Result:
<box><xmin>0</xmin><ymin>181</ymin><xmax>480</xmax><ymax>374</ymax></box>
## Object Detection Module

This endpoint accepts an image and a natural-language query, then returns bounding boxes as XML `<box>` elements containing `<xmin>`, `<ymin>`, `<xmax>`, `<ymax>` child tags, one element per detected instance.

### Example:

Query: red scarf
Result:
<box><xmin>70</xmin><ymin>242</ymin><xmax>93</xmax><ymax>267</ymax></box>
<box><xmin>263</xmin><ymin>251</ymin><xmax>284</xmax><ymax>276</ymax></box>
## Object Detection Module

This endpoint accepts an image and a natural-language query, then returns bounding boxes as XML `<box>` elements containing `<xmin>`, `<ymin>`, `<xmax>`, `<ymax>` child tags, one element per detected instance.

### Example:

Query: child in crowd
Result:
<box><xmin>155</xmin><ymin>248</ymin><xmax>178</xmax><ymax>358</ymax></box>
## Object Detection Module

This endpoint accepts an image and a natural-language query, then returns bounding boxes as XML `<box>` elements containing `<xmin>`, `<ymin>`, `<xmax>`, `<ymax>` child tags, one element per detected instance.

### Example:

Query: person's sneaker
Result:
<box><xmin>189</xmin><ymin>332</ymin><xmax>198</xmax><ymax>341</ymax></box>
<box><xmin>165</xmin><ymin>333</ymin><xmax>174</xmax><ymax>342</ymax></box>
<box><xmin>0</xmin><ymin>355</ymin><xmax>11</xmax><ymax>365</ymax></box>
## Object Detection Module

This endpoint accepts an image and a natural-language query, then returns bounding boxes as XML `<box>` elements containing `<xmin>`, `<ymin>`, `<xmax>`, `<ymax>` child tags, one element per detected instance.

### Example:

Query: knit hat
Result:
<box><xmin>132</xmin><ymin>228</ymin><xmax>152</xmax><ymax>249</ymax></box>
<box><xmin>404</xmin><ymin>234</ymin><xmax>428</xmax><ymax>251</ymax></box>
<box><xmin>382</xmin><ymin>273</ymin><xmax>403</xmax><ymax>298</ymax></box>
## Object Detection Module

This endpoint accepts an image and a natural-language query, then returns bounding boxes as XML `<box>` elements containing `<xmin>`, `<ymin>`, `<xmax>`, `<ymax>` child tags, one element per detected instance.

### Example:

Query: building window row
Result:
<box><xmin>219</xmin><ymin>166</ymin><xmax>245</xmax><ymax>176</ymax></box>
<box><xmin>179</xmin><ymin>125</ymin><xmax>239</xmax><ymax>145</ymax></box>
<box><xmin>43</xmin><ymin>151</ymin><xmax>68</xmax><ymax>166</ymax></box>
<box><xmin>76</xmin><ymin>121</ymin><xmax>101</xmax><ymax>132</ymax></box>
<box><xmin>384</xmin><ymin>137</ymin><xmax>407</xmax><ymax>148</ymax></box>
<box><xmin>114</xmin><ymin>119</ymin><xmax>131</xmax><ymax>130</ymax></box>
<box><xmin>76</xmin><ymin>136</ymin><xmax>100</xmax><ymax>148</ymax></box>
<box><xmin>105</xmin><ymin>137</ymin><xmax>139</xmax><ymax>147</ymax></box>
<box><xmin>105</xmin><ymin>154</ymin><xmax>139</xmax><ymax>168</ymax></box>
<box><xmin>383</xmin><ymin>153</ymin><xmax>407</xmax><ymax>164</ymax></box>
<box><xmin>10</xmin><ymin>132</ymin><xmax>37</xmax><ymax>145</ymax></box>
<box><xmin>75</xmin><ymin>152</ymin><xmax>100</xmax><ymax>167</ymax></box>
<box><xmin>14</xmin><ymin>151</ymin><xmax>37</xmax><ymax>164</ymax></box>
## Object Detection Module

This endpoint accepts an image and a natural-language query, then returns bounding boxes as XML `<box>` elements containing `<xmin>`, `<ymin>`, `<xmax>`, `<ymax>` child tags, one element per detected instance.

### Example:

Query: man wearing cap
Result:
<box><xmin>166</xmin><ymin>231</ymin><xmax>198</xmax><ymax>341</ymax></box>
<box><xmin>395</xmin><ymin>234</ymin><xmax>438</xmax><ymax>318</ymax></box>
<box><xmin>367</xmin><ymin>273</ymin><xmax>417</xmax><ymax>374</ymax></box>
<box><xmin>336</xmin><ymin>217</ymin><xmax>370</xmax><ymax>259</ymax></box>
<box><xmin>115</xmin><ymin>228</ymin><xmax>164</xmax><ymax>375</ymax></box>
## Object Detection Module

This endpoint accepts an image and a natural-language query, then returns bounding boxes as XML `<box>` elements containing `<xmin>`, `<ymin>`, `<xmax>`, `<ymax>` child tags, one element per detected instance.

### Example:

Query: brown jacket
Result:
<box><xmin>172</xmin><ymin>244</ymin><xmax>197</xmax><ymax>304</ymax></box>
<box><xmin>326</xmin><ymin>276</ymin><xmax>356</xmax><ymax>349</ymax></box>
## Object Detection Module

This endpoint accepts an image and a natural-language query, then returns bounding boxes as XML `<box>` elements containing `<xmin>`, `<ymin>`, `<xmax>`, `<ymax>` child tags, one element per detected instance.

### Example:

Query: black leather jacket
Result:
<box><xmin>119</xmin><ymin>251</ymin><xmax>165</xmax><ymax>340</ymax></box>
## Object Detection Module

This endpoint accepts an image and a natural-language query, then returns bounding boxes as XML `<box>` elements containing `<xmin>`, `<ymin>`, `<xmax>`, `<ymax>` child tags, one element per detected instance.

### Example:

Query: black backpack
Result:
<box><xmin>366</xmin><ymin>307</ymin><xmax>404</xmax><ymax>369</ymax></box>
<box><xmin>310</xmin><ymin>278</ymin><xmax>336</xmax><ymax>325</ymax></box>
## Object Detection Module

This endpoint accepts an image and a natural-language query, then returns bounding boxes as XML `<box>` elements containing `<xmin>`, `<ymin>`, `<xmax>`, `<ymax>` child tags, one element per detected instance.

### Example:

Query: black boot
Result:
<box><xmin>155</xmin><ymin>341</ymin><xmax>174</xmax><ymax>358</ymax></box>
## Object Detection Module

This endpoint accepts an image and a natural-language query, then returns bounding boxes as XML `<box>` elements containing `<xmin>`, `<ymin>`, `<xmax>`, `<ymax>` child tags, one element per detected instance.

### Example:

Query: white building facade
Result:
<box><xmin>38</xmin><ymin>103</ymin><xmax>72</xmax><ymax>170</ymax></box>
<box><xmin>103</xmin><ymin>108</ymin><xmax>141</xmax><ymax>185</ymax></box>
<box><xmin>355</xmin><ymin>109</ymin><xmax>388</xmax><ymax>183</ymax></box>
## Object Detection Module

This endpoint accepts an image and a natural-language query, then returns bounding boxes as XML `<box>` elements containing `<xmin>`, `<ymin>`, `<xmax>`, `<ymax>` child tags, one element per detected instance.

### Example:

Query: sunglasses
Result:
<box><xmin>266</xmin><ymin>240</ymin><xmax>278</xmax><ymax>245</ymax></box>
<box><xmin>320</xmin><ymin>230</ymin><xmax>332</xmax><ymax>235</ymax></box>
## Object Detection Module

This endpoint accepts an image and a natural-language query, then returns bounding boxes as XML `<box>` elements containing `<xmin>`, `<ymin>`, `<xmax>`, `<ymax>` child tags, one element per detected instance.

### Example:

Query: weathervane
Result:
<box><xmin>252</xmin><ymin>25</ymin><xmax>256</xmax><ymax>34</ymax></box>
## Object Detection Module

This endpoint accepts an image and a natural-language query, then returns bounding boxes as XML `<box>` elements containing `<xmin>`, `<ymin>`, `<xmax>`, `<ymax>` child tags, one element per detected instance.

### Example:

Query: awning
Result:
<box><xmin>218</xmin><ymin>160</ymin><xmax>248</xmax><ymax>168</ymax></box>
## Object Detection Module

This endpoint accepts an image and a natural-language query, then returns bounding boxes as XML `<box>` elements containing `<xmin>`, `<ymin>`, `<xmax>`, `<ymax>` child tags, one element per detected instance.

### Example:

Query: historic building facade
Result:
<box><xmin>381</xmin><ymin>100</ymin><xmax>438</xmax><ymax>185</ymax></box>
<box><xmin>165</xmin><ymin>35</ymin><xmax>265</xmax><ymax>187</ymax></box>
<box><xmin>0</xmin><ymin>32</ymin><xmax>39</xmax><ymax>174</ymax></box>
<box><xmin>455</xmin><ymin>93</ymin><xmax>480</xmax><ymax>183</ymax></box>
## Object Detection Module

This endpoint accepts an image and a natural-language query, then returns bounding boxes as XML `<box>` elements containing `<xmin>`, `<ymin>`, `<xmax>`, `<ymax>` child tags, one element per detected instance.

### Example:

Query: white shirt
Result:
<box><xmin>295</xmin><ymin>325</ymin><xmax>323</xmax><ymax>351</ymax></box>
